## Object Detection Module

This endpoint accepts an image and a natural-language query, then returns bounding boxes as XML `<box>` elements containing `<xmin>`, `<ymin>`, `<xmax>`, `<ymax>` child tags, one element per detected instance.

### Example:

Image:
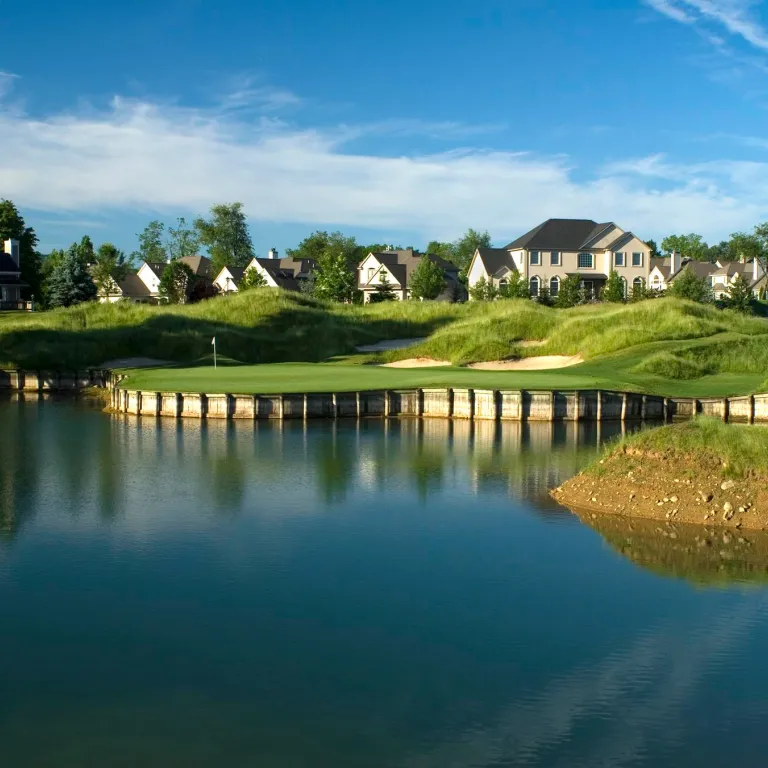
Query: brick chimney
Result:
<box><xmin>268</xmin><ymin>248</ymin><xmax>278</xmax><ymax>260</ymax></box>
<box><xmin>3</xmin><ymin>239</ymin><xmax>20</xmax><ymax>269</ymax></box>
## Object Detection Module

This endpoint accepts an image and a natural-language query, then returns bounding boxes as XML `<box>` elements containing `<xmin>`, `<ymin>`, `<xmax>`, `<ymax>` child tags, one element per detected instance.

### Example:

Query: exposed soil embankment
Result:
<box><xmin>552</xmin><ymin>443</ymin><xmax>768</xmax><ymax>530</ymax></box>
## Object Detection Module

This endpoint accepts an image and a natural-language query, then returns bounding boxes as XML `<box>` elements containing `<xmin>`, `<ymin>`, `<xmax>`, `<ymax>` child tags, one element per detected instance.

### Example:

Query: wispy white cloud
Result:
<box><xmin>644</xmin><ymin>0</ymin><xmax>768</xmax><ymax>52</ymax></box>
<box><xmin>218</xmin><ymin>73</ymin><xmax>302</xmax><ymax>113</ymax></box>
<box><xmin>1</xmin><ymin>92</ymin><xmax>766</xmax><ymax>242</ymax></box>
<box><xmin>644</xmin><ymin>0</ymin><xmax>696</xmax><ymax>24</ymax></box>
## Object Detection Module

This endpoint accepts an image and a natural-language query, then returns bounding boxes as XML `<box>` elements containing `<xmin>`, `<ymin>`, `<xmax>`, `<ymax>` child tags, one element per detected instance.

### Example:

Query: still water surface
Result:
<box><xmin>2</xmin><ymin>398</ymin><xmax>768</xmax><ymax>767</ymax></box>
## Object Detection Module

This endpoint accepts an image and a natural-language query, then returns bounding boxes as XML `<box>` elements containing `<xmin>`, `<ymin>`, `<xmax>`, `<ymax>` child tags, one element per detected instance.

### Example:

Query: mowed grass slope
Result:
<box><xmin>2</xmin><ymin>292</ymin><xmax>768</xmax><ymax>397</ymax></box>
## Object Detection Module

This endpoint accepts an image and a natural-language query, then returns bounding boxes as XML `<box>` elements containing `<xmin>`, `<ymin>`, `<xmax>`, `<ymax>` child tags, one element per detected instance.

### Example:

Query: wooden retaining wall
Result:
<box><xmin>107</xmin><ymin>387</ymin><xmax>768</xmax><ymax>424</ymax></box>
<box><xmin>0</xmin><ymin>369</ymin><xmax>111</xmax><ymax>391</ymax></box>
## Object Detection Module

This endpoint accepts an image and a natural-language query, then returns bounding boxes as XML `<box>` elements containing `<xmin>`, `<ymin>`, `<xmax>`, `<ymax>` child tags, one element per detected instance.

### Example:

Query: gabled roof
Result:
<box><xmin>116</xmin><ymin>273</ymin><xmax>154</xmax><ymax>298</ymax></box>
<box><xmin>179</xmin><ymin>254</ymin><xmax>213</xmax><ymax>279</ymax></box>
<box><xmin>670</xmin><ymin>259</ymin><xmax>717</xmax><ymax>282</ymax></box>
<box><xmin>217</xmin><ymin>266</ymin><xmax>246</xmax><ymax>284</ymax></box>
<box><xmin>474</xmin><ymin>247</ymin><xmax>517</xmax><ymax>277</ymax></box>
<box><xmin>0</xmin><ymin>253</ymin><xmax>20</xmax><ymax>273</ymax></box>
<box><xmin>359</xmin><ymin>250</ymin><xmax>460</xmax><ymax>289</ymax></box>
<box><xmin>504</xmin><ymin>219</ymin><xmax>614</xmax><ymax>251</ymax></box>
<box><xmin>0</xmin><ymin>274</ymin><xmax>28</xmax><ymax>286</ymax></box>
<box><xmin>604</xmin><ymin>231</ymin><xmax>646</xmax><ymax>251</ymax></box>
<box><xmin>650</xmin><ymin>256</ymin><xmax>672</xmax><ymax>279</ymax></box>
<box><xmin>143</xmin><ymin>261</ymin><xmax>166</xmax><ymax>278</ymax></box>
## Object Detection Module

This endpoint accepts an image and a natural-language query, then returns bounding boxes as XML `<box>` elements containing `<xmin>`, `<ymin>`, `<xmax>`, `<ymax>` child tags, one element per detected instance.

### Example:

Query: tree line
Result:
<box><xmin>5</xmin><ymin>193</ymin><xmax>766</xmax><ymax>311</ymax></box>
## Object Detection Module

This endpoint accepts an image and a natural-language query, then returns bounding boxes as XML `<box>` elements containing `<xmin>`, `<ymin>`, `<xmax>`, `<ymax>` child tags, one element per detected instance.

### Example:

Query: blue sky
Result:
<box><xmin>3</xmin><ymin>0</ymin><xmax>768</xmax><ymax>255</ymax></box>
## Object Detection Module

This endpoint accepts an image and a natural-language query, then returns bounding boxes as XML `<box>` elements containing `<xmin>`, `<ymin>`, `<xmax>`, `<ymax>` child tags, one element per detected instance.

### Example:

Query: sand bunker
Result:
<box><xmin>468</xmin><ymin>355</ymin><xmax>583</xmax><ymax>371</ymax></box>
<box><xmin>381</xmin><ymin>358</ymin><xmax>452</xmax><ymax>368</ymax></box>
<box><xmin>356</xmin><ymin>338</ymin><xmax>425</xmax><ymax>353</ymax></box>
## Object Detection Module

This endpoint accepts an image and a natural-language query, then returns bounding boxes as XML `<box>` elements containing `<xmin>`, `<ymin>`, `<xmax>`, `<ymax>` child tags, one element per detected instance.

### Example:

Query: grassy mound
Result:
<box><xmin>0</xmin><ymin>290</ymin><xmax>464</xmax><ymax>369</ymax></box>
<box><xmin>631</xmin><ymin>352</ymin><xmax>709</xmax><ymax>380</ymax></box>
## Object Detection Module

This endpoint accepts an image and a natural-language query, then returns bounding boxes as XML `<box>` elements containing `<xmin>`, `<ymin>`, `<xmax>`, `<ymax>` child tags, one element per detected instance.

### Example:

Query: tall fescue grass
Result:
<box><xmin>2</xmin><ymin>293</ymin><xmax>767</xmax><ymax>371</ymax></box>
<box><xmin>596</xmin><ymin>417</ymin><xmax>768</xmax><ymax>478</ymax></box>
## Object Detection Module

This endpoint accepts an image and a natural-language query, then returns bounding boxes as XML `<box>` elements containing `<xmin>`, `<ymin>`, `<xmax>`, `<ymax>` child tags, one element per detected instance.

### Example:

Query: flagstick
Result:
<box><xmin>212</xmin><ymin>337</ymin><xmax>217</xmax><ymax>369</ymax></box>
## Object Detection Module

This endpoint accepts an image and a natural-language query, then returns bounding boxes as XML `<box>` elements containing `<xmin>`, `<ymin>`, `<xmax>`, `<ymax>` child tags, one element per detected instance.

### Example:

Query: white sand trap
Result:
<box><xmin>381</xmin><ymin>357</ymin><xmax>452</xmax><ymax>368</ymax></box>
<box><xmin>468</xmin><ymin>355</ymin><xmax>583</xmax><ymax>371</ymax></box>
<box><xmin>356</xmin><ymin>338</ymin><xmax>425</xmax><ymax>352</ymax></box>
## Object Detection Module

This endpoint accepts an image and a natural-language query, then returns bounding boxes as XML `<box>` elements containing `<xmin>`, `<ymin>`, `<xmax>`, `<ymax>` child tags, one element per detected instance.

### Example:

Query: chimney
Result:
<box><xmin>3</xmin><ymin>239</ymin><xmax>20</xmax><ymax>269</ymax></box>
<box><xmin>268</xmin><ymin>248</ymin><xmax>278</xmax><ymax>260</ymax></box>
<box><xmin>670</xmin><ymin>250</ymin><xmax>680</xmax><ymax>275</ymax></box>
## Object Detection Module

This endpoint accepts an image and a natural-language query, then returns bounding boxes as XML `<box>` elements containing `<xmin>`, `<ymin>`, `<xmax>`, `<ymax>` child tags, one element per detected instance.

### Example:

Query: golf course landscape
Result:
<box><xmin>2</xmin><ymin>289</ymin><xmax>768</xmax><ymax>398</ymax></box>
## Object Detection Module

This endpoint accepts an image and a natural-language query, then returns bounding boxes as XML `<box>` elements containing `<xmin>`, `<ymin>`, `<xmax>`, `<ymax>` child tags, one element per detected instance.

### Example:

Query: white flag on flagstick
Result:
<box><xmin>211</xmin><ymin>336</ymin><xmax>217</xmax><ymax>368</ymax></box>
<box><xmin>211</xmin><ymin>336</ymin><xmax>216</xmax><ymax>345</ymax></box>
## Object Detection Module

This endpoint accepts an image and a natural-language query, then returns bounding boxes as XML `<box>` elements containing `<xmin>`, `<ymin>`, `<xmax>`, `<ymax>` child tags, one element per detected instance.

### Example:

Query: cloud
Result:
<box><xmin>1</xmin><ymin>93</ymin><xmax>767</xmax><ymax>242</ymax></box>
<box><xmin>644</xmin><ymin>0</ymin><xmax>768</xmax><ymax>52</ymax></box>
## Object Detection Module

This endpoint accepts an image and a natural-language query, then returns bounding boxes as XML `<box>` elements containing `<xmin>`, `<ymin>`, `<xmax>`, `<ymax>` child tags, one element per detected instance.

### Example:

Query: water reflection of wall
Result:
<box><xmin>0</xmin><ymin>401</ymin><xmax>627</xmax><ymax>543</ymax></box>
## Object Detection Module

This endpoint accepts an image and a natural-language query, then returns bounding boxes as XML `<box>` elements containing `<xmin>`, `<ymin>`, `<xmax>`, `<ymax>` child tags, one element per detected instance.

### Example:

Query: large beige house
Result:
<box><xmin>467</xmin><ymin>219</ymin><xmax>653</xmax><ymax>300</ymax></box>
<box><xmin>357</xmin><ymin>249</ymin><xmax>463</xmax><ymax>303</ymax></box>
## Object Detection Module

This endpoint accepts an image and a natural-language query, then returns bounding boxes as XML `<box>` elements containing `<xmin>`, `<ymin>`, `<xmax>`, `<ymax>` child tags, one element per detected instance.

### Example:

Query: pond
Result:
<box><xmin>2</xmin><ymin>398</ymin><xmax>768</xmax><ymax>767</ymax></box>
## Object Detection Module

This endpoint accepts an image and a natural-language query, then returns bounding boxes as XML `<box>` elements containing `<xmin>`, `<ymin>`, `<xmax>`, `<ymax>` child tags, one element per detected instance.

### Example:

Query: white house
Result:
<box><xmin>357</xmin><ymin>249</ymin><xmax>463</xmax><ymax>303</ymax></box>
<box><xmin>0</xmin><ymin>239</ymin><xmax>30</xmax><ymax>310</ymax></box>
<box><xmin>213</xmin><ymin>251</ymin><xmax>316</xmax><ymax>294</ymax></box>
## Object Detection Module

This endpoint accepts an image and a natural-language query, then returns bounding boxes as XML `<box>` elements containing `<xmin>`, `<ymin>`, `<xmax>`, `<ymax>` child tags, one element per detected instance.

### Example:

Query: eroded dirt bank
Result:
<box><xmin>552</xmin><ymin>447</ymin><xmax>768</xmax><ymax>530</ymax></box>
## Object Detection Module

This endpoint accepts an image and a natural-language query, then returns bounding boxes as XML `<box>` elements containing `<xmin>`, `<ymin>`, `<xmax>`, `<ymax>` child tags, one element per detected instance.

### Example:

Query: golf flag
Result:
<box><xmin>211</xmin><ymin>336</ymin><xmax>217</xmax><ymax>368</ymax></box>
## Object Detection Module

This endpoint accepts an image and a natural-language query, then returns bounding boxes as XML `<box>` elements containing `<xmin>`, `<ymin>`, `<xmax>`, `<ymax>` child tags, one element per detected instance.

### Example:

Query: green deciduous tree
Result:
<box><xmin>240</xmin><ymin>268</ymin><xmax>267</xmax><ymax>291</ymax></box>
<box><xmin>555</xmin><ymin>275</ymin><xmax>582</xmax><ymax>308</ymax></box>
<box><xmin>725</xmin><ymin>274</ymin><xmax>754</xmax><ymax>314</ymax></box>
<box><xmin>669</xmin><ymin>267</ymin><xmax>712</xmax><ymax>303</ymax></box>
<box><xmin>314</xmin><ymin>247</ymin><xmax>358</xmax><ymax>303</ymax></box>
<box><xmin>167</xmin><ymin>217</ymin><xmax>201</xmax><ymax>261</ymax></box>
<box><xmin>661</xmin><ymin>233</ymin><xmax>709</xmax><ymax>262</ymax></box>
<box><xmin>603</xmin><ymin>270</ymin><xmax>626</xmax><ymax>303</ymax></box>
<box><xmin>498</xmin><ymin>272</ymin><xmax>530</xmax><ymax>300</ymax></box>
<box><xmin>135</xmin><ymin>220</ymin><xmax>167</xmax><ymax>263</ymax></box>
<box><xmin>452</xmin><ymin>228</ymin><xmax>492</xmax><ymax>272</ymax></box>
<box><xmin>369</xmin><ymin>276</ymin><xmax>398</xmax><ymax>303</ymax></box>
<box><xmin>159</xmin><ymin>260</ymin><xmax>195</xmax><ymax>304</ymax></box>
<box><xmin>287</xmin><ymin>230</ymin><xmax>358</xmax><ymax>264</ymax></box>
<box><xmin>0</xmin><ymin>199</ymin><xmax>43</xmax><ymax>301</ymax></box>
<box><xmin>426</xmin><ymin>240</ymin><xmax>457</xmax><ymax>263</ymax></box>
<box><xmin>46</xmin><ymin>246</ymin><xmax>98</xmax><ymax>308</ymax></box>
<box><xmin>91</xmin><ymin>243</ymin><xmax>130</xmax><ymax>297</ymax></box>
<box><xmin>409</xmin><ymin>256</ymin><xmax>446</xmax><ymax>300</ymax></box>
<box><xmin>469</xmin><ymin>275</ymin><xmax>497</xmax><ymax>301</ymax></box>
<box><xmin>194</xmin><ymin>203</ymin><xmax>255</xmax><ymax>275</ymax></box>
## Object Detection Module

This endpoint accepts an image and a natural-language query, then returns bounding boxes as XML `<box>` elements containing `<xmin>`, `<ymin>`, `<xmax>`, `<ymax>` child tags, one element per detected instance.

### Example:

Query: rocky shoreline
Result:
<box><xmin>552</xmin><ymin>446</ymin><xmax>768</xmax><ymax>530</ymax></box>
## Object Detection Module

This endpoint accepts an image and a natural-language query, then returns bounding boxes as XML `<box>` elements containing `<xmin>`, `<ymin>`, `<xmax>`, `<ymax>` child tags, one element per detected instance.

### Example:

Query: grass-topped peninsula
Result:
<box><xmin>552</xmin><ymin>418</ymin><xmax>768</xmax><ymax>530</ymax></box>
<box><xmin>2</xmin><ymin>291</ymin><xmax>768</xmax><ymax>397</ymax></box>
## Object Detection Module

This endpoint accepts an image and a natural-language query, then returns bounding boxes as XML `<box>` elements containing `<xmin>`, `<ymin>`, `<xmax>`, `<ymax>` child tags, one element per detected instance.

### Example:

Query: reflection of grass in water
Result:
<box><xmin>579</xmin><ymin>511</ymin><xmax>768</xmax><ymax>587</ymax></box>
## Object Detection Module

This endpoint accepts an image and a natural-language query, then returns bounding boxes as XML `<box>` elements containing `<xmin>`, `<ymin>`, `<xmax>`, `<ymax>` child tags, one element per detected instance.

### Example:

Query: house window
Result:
<box><xmin>367</xmin><ymin>267</ymin><xmax>375</xmax><ymax>281</ymax></box>
<box><xmin>708</xmin><ymin>276</ymin><xmax>714</xmax><ymax>286</ymax></box>
<box><xmin>530</xmin><ymin>251</ymin><xmax>541</xmax><ymax>266</ymax></box>
<box><xmin>614</xmin><ymin>252</ymin><xmax>625</xmax><ymax>267</ymax></box>
<box><xmin>633</xmin><ymin>277</ymin><xmax>644</xmax><ymax>293</ymax></box>
<box><xmin>632</xmin><ymin>252</ymin><xmax>643</xmax><ymax>267</ymax></box>
<box><xmin>581</xmin><ymin>280</ymin><xmax>595</xmax><ymax>300</ymax></box>
<box><xmin>550</xmin><ymin>251</ymin><xmax>561</xmax><ymax>266</ymax></box>
<box><xmin>578</xmin><ymin>253</ymin><xmax>593</xmax><ymax>269</ymax></box>
<box><xmin>529</xmin><ymin>276</ymin><xmax>540</xmax><ymax>297</ymax></box>
<box><xmin>549</xmin><ymin>276</ymin><xmax>560</xmax><ymax>297</ymax></box>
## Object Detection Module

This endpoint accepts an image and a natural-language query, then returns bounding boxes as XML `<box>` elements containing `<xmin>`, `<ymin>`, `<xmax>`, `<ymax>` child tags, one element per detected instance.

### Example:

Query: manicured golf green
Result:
<box><xmin>121</xmin><ymin>352</ymin><xmax>765</xmax><ymax>398</ymax></box>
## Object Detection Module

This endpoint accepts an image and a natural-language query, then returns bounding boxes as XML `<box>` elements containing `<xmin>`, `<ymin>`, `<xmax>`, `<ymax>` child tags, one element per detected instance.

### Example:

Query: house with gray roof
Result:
<box><xmin>467</xmin><ymin>219</ymin><xmax>653</xmax><ymax>300</ymax></box>
<box><xmin>357</xmin><ymin>249</ymin><xmax>464</xmax><ymax>303</ymax></box>
<box><xmin>0</xmin><ymin>239</ymin><xmax>30</xmax><ymax>310</ymax></box>
<box><xmin>213</xmin><ymin>252</ymin><xmax>317</xmax><ymax>294</ymax></box>
<box><xmin>649</xmin><ymin>251</ymin><xmax>765</xmax><ymax>298</ymax></box>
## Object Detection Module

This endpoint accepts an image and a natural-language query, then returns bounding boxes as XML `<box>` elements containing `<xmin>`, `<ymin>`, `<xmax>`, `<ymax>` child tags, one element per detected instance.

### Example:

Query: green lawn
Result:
<box><xmin>121</xmin><ymin>354</ymin><xmax>764</xmax><ymax>398</ymax></box>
